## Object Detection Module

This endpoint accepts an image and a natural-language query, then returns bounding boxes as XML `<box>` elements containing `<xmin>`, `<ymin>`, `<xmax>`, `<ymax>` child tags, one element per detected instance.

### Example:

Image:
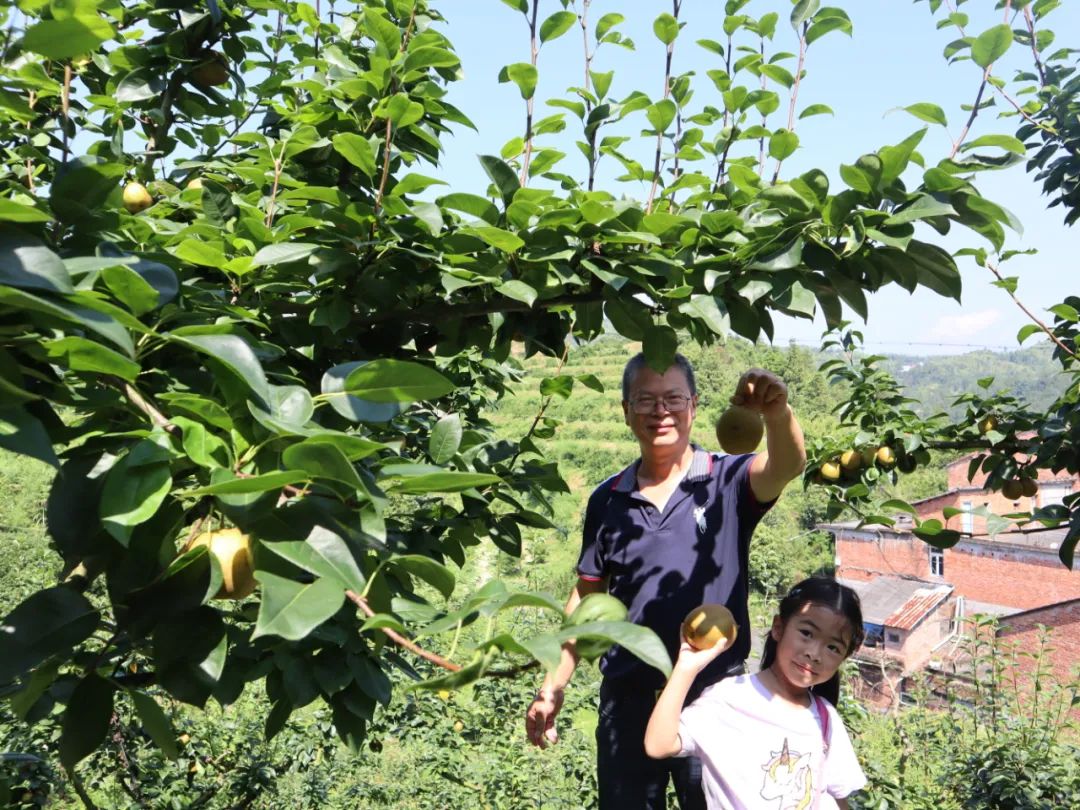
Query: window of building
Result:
<box><xmin>1041</xmin><ymin>483</ymin><xmax>1071</xmax><ymax>507</ymax></box>
<box><xmin>886</xmin><ymin>631</ymin><xmax>901</xmax><ymax>645</ymax></box>
<box><xmin>929</xmin><ymin>546</ymin><xmax>944</xmax><ymax>577</ymax></box>
<box><xmin>961</xmin><ymin>500</ymin><xmax>973</xmax><ymax>534</ymax></box>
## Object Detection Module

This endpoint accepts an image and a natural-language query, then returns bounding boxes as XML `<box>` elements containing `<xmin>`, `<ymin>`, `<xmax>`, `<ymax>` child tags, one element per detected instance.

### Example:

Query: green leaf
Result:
<box><xmin>884</xmin><ymin>195</ymin><xmax>957</xmax><ymax>226</ymax></box>
<box><xmin>798</xmin><ymin>103</ymin><xmax>833</xmax><ymax>119</ymax></box>
<box><xmin>643</xmin><ymin>325</ymin><xmax>678</xmax><ymax>372</ymax></box>
<box><xmin>540</xmin><ymin>375</ymin><xmax>574</xmax><ymax>399</ymax></box>
<box><xmin>23</xmin><ymin>14</ymin><xmax>114</xmax><ymax>60</ymax></box>
<box><xmin>172</xmin><ymin>240</ymin><xmax>226</xmax><ymax>268</ymax></box>
<box><xmin>805</xmin><ymin>10</ymin><xmax>852</xmax><ymax>44</ymax></box>
<box><xmin>768</xmin><ymin>129</ymin><xmax>799</xmax><ymax>160</ymax></box>
<box><xmin>59</xmin><ymin>673</ymin><xmax>114</xmax><ymax>770</ymax></box>
<box><xmin>478</xmin><ymin>155</ymin><xmax>520</xmax><ymax>207</ymax></box>
<box><xmin>461</xmin><ymin>225</ymin><xmax>525</xmax><ymax>253</ymax></box>
<box><xmin>791</xmin><ymin>0</ymin><xmax>821</xmax><ymax>28</ymax></box>
<box><xmin>596</xmin><ymin>12</ymin><xmax>624</xmax><ymax>39</ymax></box>
<box><xmin>540</xmin><ymin>10</ymin><xmax>577</xmax><ymax>43</ymax></box>
<box><xmin>45</xmin><ymin>336</ymin><xmax>140</xmax><ymax>381</ymax></box>
<box><xmin>0</xmin><ymin>226</ymin><xmax>72</xmax><ymax>293</ymax></box>
<box><xmin>282</xmin><ymin>439</ymin><xmax>364</xmax><ymax>491</ymax></box>
<box><xmin>678</xmin><ymin>295</ymin><xmax>729</xmax><ymax>334</ymax></box>
<box><xmin>252</xmin><ymin>573</ymin><xmax>346</xmax><ymax>641</ymax></box>
<box><xmin>322</xmin><ymin>362</ymin><xmax>407</xmax><ymax>423</ymax></box>
<box><xmin>1016</xmin><ymin>323</ymin><xmax>1041</xmax><ymax>344</ymax></box>
<box><xmin>749</xmin><ymin>238</ymin><xmax>804</xmax><ymax>271</ymax></box>
<box><xmin>0</xmin><ymin>286</ymin><xmax>134</xmax><ymax>356</ymax></box>
<box><xmin>251</xmin><ymin>243</ymin><xmax>318</xmax><ymax>267</ymax></box>
<box><xmin>646</xmin><ymin>99</ymin><xmax>677</xmax><ymax>133</ymax></box>
<box><xmin>171</xmin><ymin>417</ymin><xmax>229</xmax><ymax>469</ymax></box>
<box><xmin>386</xmin><ymin>471</ymin><xmax>502</xmax><ymax>494</ymax></box>
<box><xmin>49</xmin><ymin>158</ymin><xmax>125</xmax><ymax>223</ymax></box>
<box><xmin>99</xmin><ymin>440</ymin><xmax>172</xmax><ymax>545</ymax></box>
<box><xmin>0</xmin><ymin>587</ymin><xmax>98</xmax><ymax>682</ymax></box>
<box><xmin>100</xmin><ymin>263</ymin><xmax>162</xmax><ymax>315</ymax></box>
<box><xmin>653</xmin><ymin>12</ymin><xmax>680</xmax><ymax>45</ymax></box>
<box><xmin>341</xmin><ymin>359</ymin><xmax>455</xmax><ymax>403</ymax></box>
<box><xmin>115</xmin><ymin>68</ymin><xmax>163</xmax><ymax>103</ymax></box>
<box><xmin>131</xmin><ymin>692</ymin><xmax>179</xmax><ymax>760</ymax></box>
<box><xmin>960</xmin><ymin>134</ymin><xmax>1027</xmax><ymax>155</ymax></box>
<box><xmin>187</xmin><ymin>471</ymin><xmax>309</xmax><ymax>496</ymax></box>
<box><xmin>497</xmin><ymin>62</ymin><xmax>538</xmax><ymax>100</ymax></box>
<box><xmin>388</xmin><ymin>555</ymin><xmax>455</xmax><ymax>600</ymax></box>
<box><xmin>0</xmin><ymin>406</ymin><xmax>59</xmax><ymax>468</ymax></box>
<box><xmin>429</xmin><ymin>413</ymin><xmax>463</xmax><ymax>464</ymax></box>
<box><xmin>382</xmin><ymin>93</ymin><xmax>425</xmax><ymax>127</ymax></box>
<box><xmin>906</xmin><ymin>240</ymin><xmax>962</xmax><ymax>301</ymax></box>
<box><xmin>332</xmin><ymin>133</ymin><xmax>377</xmax><ymax>177</ymax></box>
<box><xmin>171</xmin><ymin>334</ymin><xmax>271</xmax><ymax>407</ymax></box>
<box><xmin>760</xmin><ymin>64</ymin><xmax>794</xmax><ymax>89</ymax></box>
<box><xmin>971</xmin><ymin>24</ymin><xmax>1012</xmax><ymax>68</ymax></box>
<box><xmin>0</xmin><ymin>198</ymin><xmax>52</xmax><ymax>223</ymax></box>
<box><xmin>262</xmin><ymin>530</ymin><xmax>366</xmax><ymax>593</ymax></box>
<box><xmin>879</xmin><ymin>499</ymin><xmax>917</xmax><ymax>515</ymax></box>
<box><xmin>556</xmin><ymin>621</ymin><xmax>671</xmax><ymax>677</ymax></box>
<box><xmin>900</xmin><ymin>103</ymin><xmax>948</xmax><ymax>127</ymax></box>
<box><xmin>498</xmin><ymin>279</ymin><xmax>537</xmax><ymax>306</ymax></box>
<box><xmin>438</xmin><ymin>193</ymin><xmax>500</xmax><ymax>225</ymax></box>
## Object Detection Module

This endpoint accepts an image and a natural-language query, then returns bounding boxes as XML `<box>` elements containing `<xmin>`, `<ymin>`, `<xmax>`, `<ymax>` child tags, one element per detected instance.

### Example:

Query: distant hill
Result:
<box><xmin>882</xmin><ymin>342</ymin><xmax>1070</xmax><ymax>417</ymax></box>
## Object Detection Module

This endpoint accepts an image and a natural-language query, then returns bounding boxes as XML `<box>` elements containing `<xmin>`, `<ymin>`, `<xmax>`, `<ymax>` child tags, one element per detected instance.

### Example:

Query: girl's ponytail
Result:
<box><xmin>758</xmin><ymin>577</ymin><xmax>864</xmax><ymax>706</ymax></box>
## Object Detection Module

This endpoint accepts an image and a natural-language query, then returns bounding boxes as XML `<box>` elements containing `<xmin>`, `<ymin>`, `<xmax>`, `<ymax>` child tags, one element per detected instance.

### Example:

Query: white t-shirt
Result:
<box><xmin>677</xmin><ymin>674</ymin><xmax>867</xmax><ymax>809</ymax></box>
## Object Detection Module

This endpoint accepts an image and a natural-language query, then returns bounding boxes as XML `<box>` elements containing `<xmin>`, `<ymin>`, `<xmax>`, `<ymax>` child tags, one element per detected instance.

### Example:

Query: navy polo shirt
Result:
<box><xmin>576</xmin><ymin>447</ymin><xmax>773</xmax><ymax>689</ymax></box>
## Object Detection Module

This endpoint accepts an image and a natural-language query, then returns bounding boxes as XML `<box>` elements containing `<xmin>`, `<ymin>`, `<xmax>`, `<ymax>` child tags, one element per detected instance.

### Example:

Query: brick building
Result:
<box><xmin>819</xmin><ymin>453</ymin><xmax>1080</xmax><ymax>708</ymax></box>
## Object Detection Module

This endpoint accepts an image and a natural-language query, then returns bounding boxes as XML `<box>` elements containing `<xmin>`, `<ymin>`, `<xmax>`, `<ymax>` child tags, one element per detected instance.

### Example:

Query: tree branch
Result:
<box><xmin>772</xmin><ymin>22</ymin><xmax>807</xmax><ymax>184</ymax></box>
<box><xmin>519</xmin><ymin>0</ymin><xmax>540</xmax><ymax>186</ymax></box>
<box><xmin>109</xmin><ymin>378</ymin><xmax>179</xmax><ymax>434</ymax></box>
<box><xmin>987</xmin><ymin>260</ymin><xmax>1077</xmax><ymax>359</ymax></box>
<box><xmin>347</xmin><ymin>590</ymin><xmax>462</xmax><ymax>672</ymax></box>
<box><xmin>948</xmin><ymin>0</ymin><xmax>1014</xmax><ymax>159</ymax></box>
<box><xmin>1022</xmin><ymin>5</ymin><xmax>1047</xmax><ymax>87</ymax></box>
<box><xmin>646</xmin><ymin>0</ymin><xmax>680</xmax><ymax>213</ymax></box>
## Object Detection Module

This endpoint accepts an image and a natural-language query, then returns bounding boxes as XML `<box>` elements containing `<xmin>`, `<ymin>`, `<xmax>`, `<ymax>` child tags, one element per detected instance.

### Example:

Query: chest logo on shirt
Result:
<box><xmin>760</xmin><ymin>737</ymin><xmax>814</xmax><ymax>810</ymax></box>
<box><xmin>693</xmin><ymin>505</ymin><xmax>707</xmax><ymax>534</ymax></box>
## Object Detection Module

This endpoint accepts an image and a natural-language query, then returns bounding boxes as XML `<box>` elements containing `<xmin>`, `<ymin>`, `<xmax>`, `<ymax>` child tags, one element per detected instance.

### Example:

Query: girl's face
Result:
<box><xmin>769</xmin><ymin>602</ymin><xmax>854</xmax><ymax>691</ymax></box>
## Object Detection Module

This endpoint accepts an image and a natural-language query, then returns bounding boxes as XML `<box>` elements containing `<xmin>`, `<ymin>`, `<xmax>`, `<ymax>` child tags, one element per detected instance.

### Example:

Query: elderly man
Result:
<box><xmin>525</xmin><ymin>352</ymin><xmax>806</xmax><ymax>809</ymax></box>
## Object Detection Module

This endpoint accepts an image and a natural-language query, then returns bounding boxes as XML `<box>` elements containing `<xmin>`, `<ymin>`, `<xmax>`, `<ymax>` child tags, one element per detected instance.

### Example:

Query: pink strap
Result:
<box><xmin>813</xmin><ymin>694</ymin><xmax>830</xmax><ymax>751</ymax></box>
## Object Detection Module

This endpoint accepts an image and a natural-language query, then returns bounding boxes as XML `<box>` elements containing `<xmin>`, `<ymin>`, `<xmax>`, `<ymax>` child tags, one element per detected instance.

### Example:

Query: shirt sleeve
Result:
<box><xmin>676</xmin><ymin>681</ymin><xmax>728</xmax><ymax>759</ymax></box>
<box><xmin>823</xmin><ymin>705</ymin><xmax>867</xmax><ymax>799</ymax></box>
<box><xmin>575</xmin><ymin>484</ymin><xmax>609</xmax><ymax>579</ymax></box>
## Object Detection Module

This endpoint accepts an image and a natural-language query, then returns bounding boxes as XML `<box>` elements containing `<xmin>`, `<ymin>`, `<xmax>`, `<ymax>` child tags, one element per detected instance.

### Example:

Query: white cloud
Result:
<box><xmin>925</xmin><ymin>309</ymin><xmax>1001</xmax><ymax>340</ymax></box>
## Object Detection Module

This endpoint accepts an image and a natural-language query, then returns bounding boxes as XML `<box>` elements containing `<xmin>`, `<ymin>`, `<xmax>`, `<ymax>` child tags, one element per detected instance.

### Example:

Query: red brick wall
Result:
<box><xmin>942</xmin><ymin>542</ymin><xmax>1080</xmax><ymax>610</ymax></box>
<box><xmin>835</xmin><ymin>530</ymin><xmax>1080</xmax><ymax>610</ymax></box>
<box><xmin>836</xmin><ymin>530</ymin><xmax>931</xmax><ymax>580</ymax></box>
<box><xmin>997</xmin><ymin>601</ymin><xmax>1080</xmax><ymax>690</ymax></box>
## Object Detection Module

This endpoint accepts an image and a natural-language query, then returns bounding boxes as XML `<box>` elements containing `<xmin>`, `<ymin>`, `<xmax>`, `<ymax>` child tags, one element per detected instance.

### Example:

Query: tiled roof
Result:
<box><xmin>840</xmin><ymin>576</ymin><xmax>953</xmax><ymax>630</ymax></box>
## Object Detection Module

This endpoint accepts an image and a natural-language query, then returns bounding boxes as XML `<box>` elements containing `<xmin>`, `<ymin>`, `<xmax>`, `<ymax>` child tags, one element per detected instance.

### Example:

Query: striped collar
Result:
<box><xmin>610</xmin><ymin>446</ymin><xmax>713</xmax><ymax>493</ymax></box>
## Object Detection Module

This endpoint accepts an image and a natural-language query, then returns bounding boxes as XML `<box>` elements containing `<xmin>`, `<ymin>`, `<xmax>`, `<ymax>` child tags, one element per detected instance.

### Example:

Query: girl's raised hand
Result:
<box><xmin>673</xmin><ymin>634</ymin><xmax>733</xmax><ymax>675</ymax></box>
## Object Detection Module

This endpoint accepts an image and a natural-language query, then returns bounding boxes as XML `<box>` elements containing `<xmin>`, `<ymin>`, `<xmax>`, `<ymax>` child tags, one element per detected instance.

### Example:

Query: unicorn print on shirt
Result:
<box><xmin>759</xmin><ymin>737</ymin><xmax>814</xmax><ymax>810</ymax></box>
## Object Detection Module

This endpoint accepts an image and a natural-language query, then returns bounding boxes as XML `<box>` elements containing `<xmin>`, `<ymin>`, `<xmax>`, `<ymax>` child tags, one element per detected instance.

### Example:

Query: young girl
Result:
<box><xmin>644</xmin><ymin>577</ymin><xmax>867</xmax><ymax>809</ymax></box>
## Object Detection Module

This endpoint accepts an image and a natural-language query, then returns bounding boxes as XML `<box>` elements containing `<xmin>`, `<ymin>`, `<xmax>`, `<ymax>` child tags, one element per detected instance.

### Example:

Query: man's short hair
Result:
<box><xmin>621</xmin><ymin>352</ymin><xmax>697</xmax><ymax>401</ymax></box>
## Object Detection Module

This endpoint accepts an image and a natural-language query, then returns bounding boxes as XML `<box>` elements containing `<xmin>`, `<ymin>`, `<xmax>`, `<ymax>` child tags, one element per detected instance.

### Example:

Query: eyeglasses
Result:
<box><xmin>629</xmin><ymin>394</ymin><xmax>693</xmax><ymax>414</ymax></box>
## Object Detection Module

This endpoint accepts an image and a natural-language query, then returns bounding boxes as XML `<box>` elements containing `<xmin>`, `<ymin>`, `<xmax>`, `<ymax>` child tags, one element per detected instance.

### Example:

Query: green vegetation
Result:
<box><xmin>5</xmin><ymin>337</ymin><xmax>1076</xmax><ymax>808</ymax></box>
<box><xmin>2</xmin><ymin>0</ymin><xmax>1080</xmax><ymax>806</ymax></box>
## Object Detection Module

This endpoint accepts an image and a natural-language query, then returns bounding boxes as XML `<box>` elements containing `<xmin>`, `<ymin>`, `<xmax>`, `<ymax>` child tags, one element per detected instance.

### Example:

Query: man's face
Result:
<box><xmin>622</xmin><ymin>365</ymin><xmax>697</xmax><ymax>452</ymax></box>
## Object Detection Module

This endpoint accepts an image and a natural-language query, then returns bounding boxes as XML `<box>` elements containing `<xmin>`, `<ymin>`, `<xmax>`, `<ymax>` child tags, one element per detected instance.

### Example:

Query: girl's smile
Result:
<box><xmin>767</xmin><ymin>602</ymin><xmax>855</xmax><ymax>703</ymax></box>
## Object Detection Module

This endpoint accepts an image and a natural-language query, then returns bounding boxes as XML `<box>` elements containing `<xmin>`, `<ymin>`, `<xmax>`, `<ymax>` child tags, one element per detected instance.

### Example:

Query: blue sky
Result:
<box><xmin>432</xmin><ymin>1</ymin><xmax>1080</xmax><ymax>356</ymax></box>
